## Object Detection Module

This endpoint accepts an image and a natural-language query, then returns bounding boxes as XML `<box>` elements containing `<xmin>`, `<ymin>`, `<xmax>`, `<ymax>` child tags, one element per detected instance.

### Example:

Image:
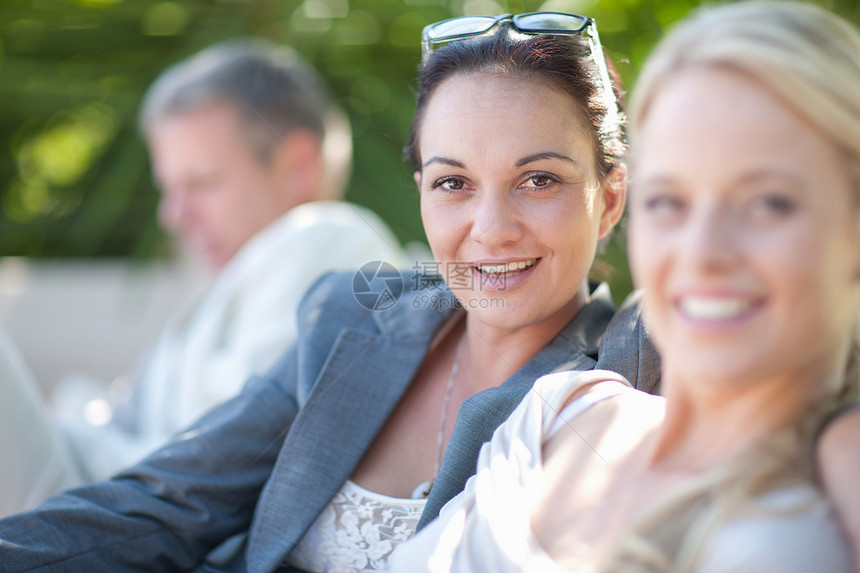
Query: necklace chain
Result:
<box><xmin>413</xmin><ymin>331</ymin><xmax>465</xmax><ymax>499</ymax></box>
<box><xmin>434</xmin><ymin>332</ymin><xmax>464</xmax><ymax>478</ymax></box>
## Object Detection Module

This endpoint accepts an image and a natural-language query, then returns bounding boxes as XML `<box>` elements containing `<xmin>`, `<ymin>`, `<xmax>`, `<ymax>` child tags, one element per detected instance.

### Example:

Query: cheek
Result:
<box><xmin>792</xmin><ymin>244</ymin><xmax>858</xmax><ymax>331</ymax></box>
<box><xmin>420</xmin><ymin>197</ymin><xmax>456</xmax><ymax>261</ymax></box>
<box><xmin>546</xmin><ymin>193</ymin><xmax>598</xmax><ymax>244</ymax></box>
<box><xmin>540</xmin><ymin>197</ymin><xmax>602</xmax><ymax>274</ymax></box>
<box><xmin>626</xmin><ymin>219</ymin><xmax>661</xmax><ymax>291</ymax></box>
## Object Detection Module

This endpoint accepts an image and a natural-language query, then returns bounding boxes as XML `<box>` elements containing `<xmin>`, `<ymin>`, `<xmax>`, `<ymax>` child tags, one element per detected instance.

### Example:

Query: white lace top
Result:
<box><xmin>284</xmin><ymin>479</ymin><xmax>426</xmax><ymax>572</ymax></box>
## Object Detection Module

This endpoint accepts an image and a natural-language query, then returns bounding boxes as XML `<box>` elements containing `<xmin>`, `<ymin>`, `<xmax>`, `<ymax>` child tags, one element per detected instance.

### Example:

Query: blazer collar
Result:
<box><xmin>370</xmin><ymin>275</ymin><xmax>457</xmax><ymax>337</ymax></box>
<box><xmin>418</xmin><ymin>282</ymin><xmax>616</xmax><ymax>528</ymax></box>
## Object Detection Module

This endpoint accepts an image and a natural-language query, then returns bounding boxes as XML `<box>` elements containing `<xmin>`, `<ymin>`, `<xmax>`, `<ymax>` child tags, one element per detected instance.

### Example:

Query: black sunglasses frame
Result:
<box><xmin>421</xmin><ymin>12</ymin><xmax>594</xmax><ymax>63</ymax></box>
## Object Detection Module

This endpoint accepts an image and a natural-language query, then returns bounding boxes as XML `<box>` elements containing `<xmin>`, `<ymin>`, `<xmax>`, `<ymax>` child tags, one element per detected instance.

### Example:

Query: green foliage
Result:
<box><xmin>2</xmin><ymin>0</ymin><xmax>859</xmax><ymax>302</ymax></box>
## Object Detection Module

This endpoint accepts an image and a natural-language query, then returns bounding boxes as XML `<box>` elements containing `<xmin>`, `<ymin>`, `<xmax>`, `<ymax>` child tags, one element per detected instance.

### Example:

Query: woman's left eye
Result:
<box><xmin>520</xmin><ymin>173</ymin><xmax>559</xmax><ymax>190</ymax></box>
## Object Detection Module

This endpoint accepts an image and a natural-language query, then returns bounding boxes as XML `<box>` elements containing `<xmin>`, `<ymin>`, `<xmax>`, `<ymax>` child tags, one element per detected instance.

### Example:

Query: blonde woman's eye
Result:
<box><xmin>750</xmin><ymin>193</ymin><xmax>796</xmax><ymax>218</ymax></box>
<box><xmin>643</xmin><ymin>194</ymin><xmax>684</xmax><ymax>215</ymax></box>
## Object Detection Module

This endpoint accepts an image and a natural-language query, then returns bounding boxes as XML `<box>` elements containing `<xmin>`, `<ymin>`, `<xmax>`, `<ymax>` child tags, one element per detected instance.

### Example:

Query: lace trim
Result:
<box><xmin>285</xmin><ymin>480</ymin><xmax>426</xmax><ymax>572</ymax></box>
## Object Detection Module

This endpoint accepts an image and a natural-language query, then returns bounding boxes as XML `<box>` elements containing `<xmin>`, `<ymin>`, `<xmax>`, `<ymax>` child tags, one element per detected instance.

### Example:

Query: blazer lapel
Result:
<box><xmin>418</xmin><ymin>283</ymin><xmax>616</xmax><ymax>527</ymax></box>
<box><xmin>248</xmin><ymin>287</ymin><xmax>454</xmax><ymax>572</ymax></box>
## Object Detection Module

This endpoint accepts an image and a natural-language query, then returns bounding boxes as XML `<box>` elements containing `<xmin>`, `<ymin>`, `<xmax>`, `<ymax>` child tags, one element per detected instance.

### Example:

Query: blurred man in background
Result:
<box><xmin>52</xmin><ymin>38</ymin><xmax>406</xmax><ymax>482</ymax></box>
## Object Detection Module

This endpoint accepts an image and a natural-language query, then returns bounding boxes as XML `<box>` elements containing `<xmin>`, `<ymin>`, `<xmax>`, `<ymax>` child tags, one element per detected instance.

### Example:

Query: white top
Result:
<box><xmin>285</xmin><ymin>480</ymin><xmax>426</xmax><ymax>572</ymax></box>
<box><xmin>389</xmin><ymin>369</ymin><xmax>852</xmax><ymax>573</ymax></box>
<box><xmin>57</xmin><ymin>201</ymin><xmax>407</xmax><ymax>480</ymax></box>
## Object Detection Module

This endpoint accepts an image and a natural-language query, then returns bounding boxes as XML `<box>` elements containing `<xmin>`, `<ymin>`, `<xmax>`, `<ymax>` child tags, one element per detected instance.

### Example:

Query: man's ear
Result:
<box><xmin>273</xmin><ymin>130</ymin><xmax>325</xmax><ymax>205</ymax></box>
<box><xmin>598</xmin><ymin>164</ymin><xmax>627</xmax><ymax>239</ymax></box>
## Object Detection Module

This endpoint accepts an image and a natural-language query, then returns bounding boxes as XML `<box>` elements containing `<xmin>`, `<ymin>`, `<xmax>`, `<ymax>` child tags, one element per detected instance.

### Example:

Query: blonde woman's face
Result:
<box><xmin>629</xmin><ymin>67</ymin><xmax>860</xmax><ymax>391</ymax></box>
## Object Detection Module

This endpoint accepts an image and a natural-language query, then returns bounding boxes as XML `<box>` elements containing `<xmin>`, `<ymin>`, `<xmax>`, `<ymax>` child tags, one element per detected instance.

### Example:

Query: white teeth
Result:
<box><xmin>477</xmin><ymin>258</ymin><xmax>537</xmax><ymax>275</ymax></box>
<box><xmin>680</xmin><ymin>297</ymin><xmax>753</xmax><ymax>320</ymax></box>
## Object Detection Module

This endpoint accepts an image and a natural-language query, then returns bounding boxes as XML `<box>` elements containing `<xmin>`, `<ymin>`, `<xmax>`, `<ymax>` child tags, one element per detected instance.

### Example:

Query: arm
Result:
<box><xmin>0</xmin><ymin>346</ymin><xmax>300</xmax><ymax>572</ymax></box>
<box><xmin>817</xmin><ymin>404</ymin><xmax>860</xmax><ymax>571</ymax></box>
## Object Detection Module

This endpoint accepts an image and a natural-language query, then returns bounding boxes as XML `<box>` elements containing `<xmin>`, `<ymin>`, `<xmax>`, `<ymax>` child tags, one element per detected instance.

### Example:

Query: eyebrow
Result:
<box><xmin>637</xmin><ymin>169</ymin><xmax>803</xmax><ymax>188</ymax></box>
<box><xmin>422</xmin><ymin>152</ymin><xmax>581</xmax><ymax>170</ymax></box>
<box><xmin>738</xmin><ymin>169</ymin><xmax>803</xmax><ymax>186</ymax></box>
<box><xmin>422</xmin><ymin>156</ymin><xmax>465</xmax><ymax>169</ymax></box>
<box><xmin>515</xmin><ymin>152</ymin><xmax>580</xmax><ymax>168</ymax></box>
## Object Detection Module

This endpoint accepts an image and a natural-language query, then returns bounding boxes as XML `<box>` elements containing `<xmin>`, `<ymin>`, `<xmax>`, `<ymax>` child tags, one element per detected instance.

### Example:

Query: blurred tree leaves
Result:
<box><xmin>2</xmin><ymin>0</ymin><xmax>858</xmax><ymax>301</ymax></box>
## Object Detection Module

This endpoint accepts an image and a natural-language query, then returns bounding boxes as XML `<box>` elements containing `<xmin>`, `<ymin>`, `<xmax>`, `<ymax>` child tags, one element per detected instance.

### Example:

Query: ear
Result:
<box><xmin>413</xmin><ymin>170</ymin><xmax>422</xmax><ymax>191</ymax></box>
<box><xmin>597</xmin><ymin>164</ymin><xmax>627</xmax><ymax>239</ymax></box>
<box><xmin>272</xmin><ymin>130</ymin><xmax>325</xmax><ymax>205</ymax></box>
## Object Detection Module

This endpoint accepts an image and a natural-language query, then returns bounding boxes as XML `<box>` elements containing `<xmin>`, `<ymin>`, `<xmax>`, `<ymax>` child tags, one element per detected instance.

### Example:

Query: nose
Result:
<box><xmin>157</xmin><ymin>187</ymin><xmax>187</xmax><ymax>234</ymax></box>
<box><xmin>469</xmin><ymin>189</ymin><xmax>523</xmax><ymax>247</ymax></box>
<box><xmin>682</xmin><ymin>202</ymin><xmax>739</xmax><ymax>271</ymax></box>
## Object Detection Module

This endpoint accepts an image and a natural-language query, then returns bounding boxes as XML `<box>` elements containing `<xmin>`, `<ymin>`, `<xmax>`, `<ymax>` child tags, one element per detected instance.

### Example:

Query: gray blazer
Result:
<box><xmin>0</xmin><ymin>272</ymin><xmax>659</xmax><ymax>573</ymax></box>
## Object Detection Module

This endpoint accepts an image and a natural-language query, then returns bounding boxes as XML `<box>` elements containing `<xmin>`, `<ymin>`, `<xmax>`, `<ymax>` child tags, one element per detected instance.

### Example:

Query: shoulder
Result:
<box><xmin>596</xmin><ymin>289</ymin><xmax>662</xmax><ymax>394</ymax></box>
<box><xmin>533</xmin><ymin>369</ymin><xmax>660</xmax><ymax>420</ymax></box>
<box><xmin>696</xmin><ymin>486</ymin><xmax>853</xmax><ymax>572</ymax></box>
<box><xmin>534</xmin><ymin>369</ymin><xmax>663</xmax><ymax>450</ymax></box>
<box><xmin>285</xmin><ymin>201</ymin><xmax>395</xmax><ymax>237</ymax></box>
<box><xmin>296</xmin><ymin>270</ymin><xmax>455</xmax><ymax>339</ymax></box>
<box><xmin>817</xmin><ymin>402</ymin><xmax>860</xmax><ymax>567</ymax></box>
<box><xmin>531</xmin><ymin>369</ymin><xmax>632</xmax><ymax>410</ymax></box>
<box><xmin>818</xmin><ymin>400</ymin><xmax>860</xmax><ymax>458</ymax></box>
<box><xmin>295</xmin><ymin>271</ymin><xmax>383</xmax><ymax>335</ymax></box>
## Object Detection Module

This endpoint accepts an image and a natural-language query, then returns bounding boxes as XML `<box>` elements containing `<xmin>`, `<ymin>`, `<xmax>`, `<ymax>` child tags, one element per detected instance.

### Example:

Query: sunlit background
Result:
<box><xmin>1</xmin><ymin>0</ymin><xmax>858</xmax><ymax>386</ymax></box>
<box><xmin>5</xmin><ymin>0</ymin><xmax>860</xmax><ymax>268</ymax></box>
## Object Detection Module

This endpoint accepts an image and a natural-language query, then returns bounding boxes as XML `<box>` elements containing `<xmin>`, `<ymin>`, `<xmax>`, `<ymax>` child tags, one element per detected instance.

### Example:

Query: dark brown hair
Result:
<box><xmin>406</xmin><ymin>25</ymin><xmax>626</xmax><ymax>178</ymax></box>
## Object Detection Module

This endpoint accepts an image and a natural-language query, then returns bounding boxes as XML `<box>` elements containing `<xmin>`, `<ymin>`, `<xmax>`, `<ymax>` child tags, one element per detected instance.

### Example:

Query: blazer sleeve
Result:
<box><xmin>0</xmin><ymin>339</ymin><xmax>308</xmax><ymax>573</ymax></box>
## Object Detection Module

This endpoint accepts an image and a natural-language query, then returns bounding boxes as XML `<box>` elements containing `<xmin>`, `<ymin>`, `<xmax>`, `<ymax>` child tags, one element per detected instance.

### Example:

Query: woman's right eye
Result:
<box><xmin>432</xmin><ymin>177</ymin><xmax>467</xmax><ymax>192</ymax></box>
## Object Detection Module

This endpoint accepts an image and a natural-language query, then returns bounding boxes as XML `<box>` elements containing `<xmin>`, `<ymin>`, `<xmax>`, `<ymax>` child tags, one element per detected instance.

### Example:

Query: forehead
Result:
<box><xmin>149</xmin><ymin>103</ymin><xmax>248</xmax><ymax>150</ymax></box>
<box><xmin>147</xmin><ymin>103</ymin><xmax>258</xmax><ymax>172</ymax></box>
<box><xmin>634</xmin><ymin>66</ymin><xmax>841</xmax><ymax>183</ymax></box>
<box><xmin>419</xmin><ymin>71</ymin><xmax>594</xmax><ymax>166</ymax></box>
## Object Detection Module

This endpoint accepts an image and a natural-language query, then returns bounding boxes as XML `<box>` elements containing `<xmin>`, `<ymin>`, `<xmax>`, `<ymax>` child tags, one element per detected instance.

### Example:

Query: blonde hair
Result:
<box><xmin>631</xmin><ymin>1</ymin><xmax>860</xmax><ymax>188</ymax></box>
<box><xmin>615</xmin><ymin>2</ymin><xmax>860</xmax><ymax>570</ymax></box>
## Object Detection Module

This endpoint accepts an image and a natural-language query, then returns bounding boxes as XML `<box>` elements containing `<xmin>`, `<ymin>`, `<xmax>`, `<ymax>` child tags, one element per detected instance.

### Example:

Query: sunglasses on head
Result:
<box><xmin>420</xmin><ymin>12</ymin><xmax>619</xmax><ymax>134</ymax></box>
<box><xmin>422</xmin><ymin>12</ymin><xmax>593</xmax><ymax>62</ymax></box>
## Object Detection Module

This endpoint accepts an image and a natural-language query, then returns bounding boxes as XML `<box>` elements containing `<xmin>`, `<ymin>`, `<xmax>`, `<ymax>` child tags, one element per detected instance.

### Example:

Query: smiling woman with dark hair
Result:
<box><xmin>0</xmin><ymin>13</ymin><xmax>660</xmax><ymax>573</ymax></box>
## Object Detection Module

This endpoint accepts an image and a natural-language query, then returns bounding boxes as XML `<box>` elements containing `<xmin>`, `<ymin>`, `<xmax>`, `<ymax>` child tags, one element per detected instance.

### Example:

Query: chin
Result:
<box><xmin>467</xmin><ymin>302</ymin><xmax>540</xmax><ymax>332</ymax></box>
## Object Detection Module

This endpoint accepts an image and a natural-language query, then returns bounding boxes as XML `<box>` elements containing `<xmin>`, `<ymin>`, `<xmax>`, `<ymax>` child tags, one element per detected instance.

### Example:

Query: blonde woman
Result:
<box><xmin>392</xmin><ymin>2</ymin><xmax>859</xmax><ymax>570</ymax></box>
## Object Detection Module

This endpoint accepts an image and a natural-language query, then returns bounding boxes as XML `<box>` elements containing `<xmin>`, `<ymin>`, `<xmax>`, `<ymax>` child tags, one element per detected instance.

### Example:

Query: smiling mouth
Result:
<box><xmin>474</xmin><ymin>258</ymin><xmax>539</xmax><ymax>277</ymax></box>
<box><xmin>678</xmin><ymin>296</ymin><xmax>758</xmax><ymax>321</ymax></box>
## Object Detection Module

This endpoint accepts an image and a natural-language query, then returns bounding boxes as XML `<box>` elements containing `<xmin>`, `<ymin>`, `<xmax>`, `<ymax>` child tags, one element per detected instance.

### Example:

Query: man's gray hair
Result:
<box><xmin>139</xmin><ymin>38</ymin><xmax>351</xmax><ymax>199</ymax></box>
